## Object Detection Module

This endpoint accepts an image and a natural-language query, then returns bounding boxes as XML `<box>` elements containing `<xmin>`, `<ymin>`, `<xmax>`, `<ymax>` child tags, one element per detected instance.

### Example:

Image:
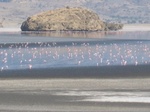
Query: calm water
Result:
<box><xmin>0</xmin><ymin>31</ymin><xmax>150</xmax><ymax>70</ymax></box>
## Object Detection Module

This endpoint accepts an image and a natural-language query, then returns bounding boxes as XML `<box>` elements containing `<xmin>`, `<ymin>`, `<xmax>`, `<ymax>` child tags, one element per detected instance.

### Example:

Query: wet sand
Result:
<box><xmin>0</xmin><ymin>78</ymin><xmax>150</xmax><ymax>112</ymax></box>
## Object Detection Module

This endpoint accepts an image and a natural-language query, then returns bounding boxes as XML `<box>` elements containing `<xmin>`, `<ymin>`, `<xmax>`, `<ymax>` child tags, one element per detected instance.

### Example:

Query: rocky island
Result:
<box><xmin>21</xmin><ymin>7</ymin><xmax>123</xmax><ymax>31</ymax></box>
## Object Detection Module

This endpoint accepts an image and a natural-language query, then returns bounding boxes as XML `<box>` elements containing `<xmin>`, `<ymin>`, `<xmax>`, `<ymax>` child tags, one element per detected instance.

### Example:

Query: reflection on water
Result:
<box><xmin>0</xmin><ymin>40</ymin><xmax>150</xmax><ymax>71</ymax></box>
<box><xmin>21</xmin><ymin>31</ymin><xmax>150</xmax><ymax>40</ymax></box>
<box><xmin>21</xmin><ymin>31</ymin><xmax>120</xmax><ymax>38</ymax></box>
<box><xmin>0</xmin><ymin>31</ymin><xmax>150</xmax><ymax>43</ymax></box>
<box><xmin>53</xmin><ymin>90</ymin><xmax>150</xmax><ymax>103</ymax></box>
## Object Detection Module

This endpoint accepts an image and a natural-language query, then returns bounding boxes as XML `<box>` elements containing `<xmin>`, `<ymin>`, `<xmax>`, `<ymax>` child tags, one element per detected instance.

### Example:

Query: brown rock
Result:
<box><xmin>21</xmin><ymin>7</ymin><xmax>105</xmax><ymax>31</ymax></box>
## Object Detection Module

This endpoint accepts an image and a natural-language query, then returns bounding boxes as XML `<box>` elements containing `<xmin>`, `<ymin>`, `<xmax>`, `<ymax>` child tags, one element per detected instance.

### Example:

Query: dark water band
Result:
<box><xmin>0</xmin><ymin>65</ymin><xmax>150</xmax><ymax>79</ymax></box>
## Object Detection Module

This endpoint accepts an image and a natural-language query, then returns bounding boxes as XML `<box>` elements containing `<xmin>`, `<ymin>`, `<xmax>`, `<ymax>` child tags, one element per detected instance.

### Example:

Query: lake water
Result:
<box><xmin>0</xmin><ymin>31</ymin><xmax>150</xmax><ymax>70</ymax></box>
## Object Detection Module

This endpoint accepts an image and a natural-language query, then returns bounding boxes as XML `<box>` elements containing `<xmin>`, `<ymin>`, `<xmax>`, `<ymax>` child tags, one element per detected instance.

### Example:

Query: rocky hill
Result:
<box><xmin>0</xmin><ymin>0</ymin><xmax>150</xmax><ymax>27</ymax></box>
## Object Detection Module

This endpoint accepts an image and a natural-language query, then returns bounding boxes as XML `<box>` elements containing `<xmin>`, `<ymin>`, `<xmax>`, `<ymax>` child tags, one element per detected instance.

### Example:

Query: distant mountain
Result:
<box><xmin>0</xmin><ymin>0</ymin><xmax>150</xmax><ymax>27</ymax></box>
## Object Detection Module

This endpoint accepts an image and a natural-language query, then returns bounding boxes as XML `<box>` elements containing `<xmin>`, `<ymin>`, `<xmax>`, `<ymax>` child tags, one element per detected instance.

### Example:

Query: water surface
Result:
<box><xmin>0</xmin><ymin>31</ymin><xmax>150</xmax><ymax>70</ymax></box>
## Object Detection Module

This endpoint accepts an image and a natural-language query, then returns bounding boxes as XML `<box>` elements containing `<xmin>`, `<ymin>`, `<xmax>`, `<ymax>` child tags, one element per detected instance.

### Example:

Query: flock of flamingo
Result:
<box><xmin>0</xmin><ymin>40</ymin><xmax>150</xmax><ymax>71</ymax></box>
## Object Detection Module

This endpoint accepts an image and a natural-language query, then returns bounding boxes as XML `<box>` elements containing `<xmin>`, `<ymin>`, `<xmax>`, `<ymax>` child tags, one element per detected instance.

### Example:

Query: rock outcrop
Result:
<box><xmin>21</xmin><ymin>7</ymin><xmax>123</xmax><ymax>31</ymax></box>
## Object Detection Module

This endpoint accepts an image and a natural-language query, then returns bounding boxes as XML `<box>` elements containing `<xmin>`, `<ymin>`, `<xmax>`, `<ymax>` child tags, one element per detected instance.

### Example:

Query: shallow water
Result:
<box><xmin>0</xmin><ymin>31</ymin><xmax>150</xmax><ymax>70</ymax></box>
